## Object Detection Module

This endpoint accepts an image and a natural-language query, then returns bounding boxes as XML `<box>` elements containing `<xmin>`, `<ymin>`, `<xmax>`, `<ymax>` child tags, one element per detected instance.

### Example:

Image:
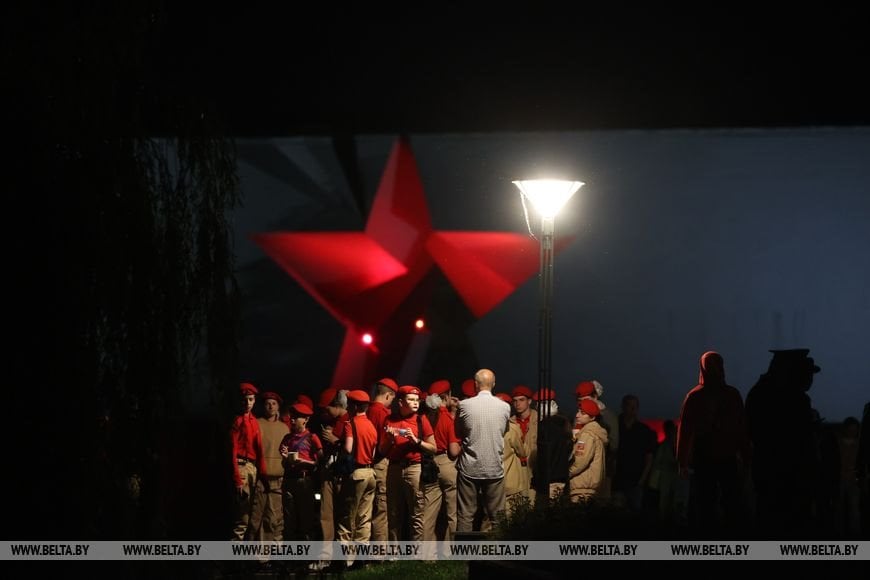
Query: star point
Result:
<box><xmin>253</xmin><ymin>137</ymin><xmax>574</xmax><ymax>386</ymax></box>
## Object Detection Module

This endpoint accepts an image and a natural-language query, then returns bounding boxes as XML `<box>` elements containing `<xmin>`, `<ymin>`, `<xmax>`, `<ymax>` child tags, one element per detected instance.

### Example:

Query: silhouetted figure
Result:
<box><xmin>813</xmin><ymin>409</ymin><xmax>841</xmax><ymax>535</ymax></box>
<box><xmin>860</xmin><ymin>403</ymin><xmax>870</xmax><ymax>535</ymax></box>
<box><xmin>745</xmin><ymin>348</ymin><xmax>820</xmax><ymax>538</ymax></box>
<box><xmin>834</xmin><ymin>416</ymin><xmax>861</xmax><ymax>537</ymax></box>
<box><xmin>649</xmin><ymin>420</ymin><xmax>685</xmax><ymax>526</ymax></box>
<box><xmin>613</xmin><ymin>395</ymin><xmax>656</xmax><ymax>511</ymax></box>
<box><xmin>677</xmin><ymin>351</ymin><xmax>750</xmax><ymax>538</ymax></box>
<box><xmin>533</xmin><ymin>399</ymin><xmax>574</xmax><ymax>501</ymax></box>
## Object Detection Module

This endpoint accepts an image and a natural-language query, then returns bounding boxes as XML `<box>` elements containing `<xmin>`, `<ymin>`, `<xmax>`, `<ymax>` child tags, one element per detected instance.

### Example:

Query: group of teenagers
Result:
<box><xmin>231</xmin><ymin>348</ymin><xmax>864</xmax><ymax>562</ymax></box>
<box><xmin>228</xmin><ymin>367</ymin><xmax>618</xmax><ymax>568</ymax></box>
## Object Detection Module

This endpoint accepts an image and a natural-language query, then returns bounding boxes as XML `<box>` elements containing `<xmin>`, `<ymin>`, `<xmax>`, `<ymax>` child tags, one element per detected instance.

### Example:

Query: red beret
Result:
<box><xmin>295</xmin><ymin>394</ymin><xmax>314</xmax><ymax>408</ymax></box>
<box><xmin>461</xmin><ymin>379</ymin><xmax>476</xmax><ymax>398</ymax></box>
<box><xmin>494</xmin><ymin>392</ymin><xmax>513</xmax><ymax>404</ymax></box>
<box><xmin>575</xmin><ymin>381</ymin><xmax>595</xmax><ymax>398</ymax></box>
<box><xmin>290</xmin><ymin>402</ymin><xmax>314</xmax><ymax>417</ymax></box>
<box><xmin>578</xmin><ymin>398</ymin><xmax>600</xmax><ymax>418</ymax></box>
<box><xmin>533</xmin><ymin>388</ymin><xmax>556</xmax><ymax>401</ymax></box>
<box><xmin>261</xmin><ymin>391</ymin><xmax>283</xmax><ymax>404</ymax></box>
<box><xmin>512</xmin><ymin>385</ymin><xmax>533</xmax><ymax>399</ymax></box>
<box><xmin>347</xmin><ymin>389</ymin><xmax>371</xmax><ymax>403</ymax></box>
<box><xmin>398</xmin><ymin>385</ymin><xmax>422</xmax><ymax>397</ymax></box>
<box><xmin>376</xmin><ymin>378</ymin><xmax>399</xmax><ymax>393</ymax></box>
<box><xmin>428</xmin><ymin>379</ymin><xmax>451</xmax><ymax>396</ymax></box>
<box><xmin>240</xmin><ymin>382</ymin><xmax>258</xmax><ymax>396</ymax></box>
<box><xmin>318</xmin><ymin>387</ymin><xmax>338</xmax><ymax>408</ymax></box>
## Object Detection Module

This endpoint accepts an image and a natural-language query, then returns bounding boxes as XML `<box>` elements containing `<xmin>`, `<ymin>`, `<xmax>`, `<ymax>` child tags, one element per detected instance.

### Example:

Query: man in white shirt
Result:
<box><xmin>453</xmin><ymin>368</ymin><xmax>510</xmax><ymax>532</ymax></box>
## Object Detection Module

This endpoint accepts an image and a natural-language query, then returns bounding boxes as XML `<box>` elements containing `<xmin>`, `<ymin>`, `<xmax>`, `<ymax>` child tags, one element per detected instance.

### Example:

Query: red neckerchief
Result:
<box><xmin>516</xmin><ymin>414</ymin><xmax>531</xmax><ymax>439</ymax></box>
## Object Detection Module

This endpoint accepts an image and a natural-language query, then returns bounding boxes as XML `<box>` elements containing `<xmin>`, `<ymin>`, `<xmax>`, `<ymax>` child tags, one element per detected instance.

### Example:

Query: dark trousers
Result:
<box><xmin>283</xmin><ymin>476</ymin><xmax>317</xmax><ymax>540</ymax></box>
<box><xmin>456</xmin><ymin>471</ymin><xmax>505</xmax><ymax>533</ymax></box>
<box><xmin>689</xmin><ymin>459</ymin><xmax>742</xmax><ymax>538</ymax></box>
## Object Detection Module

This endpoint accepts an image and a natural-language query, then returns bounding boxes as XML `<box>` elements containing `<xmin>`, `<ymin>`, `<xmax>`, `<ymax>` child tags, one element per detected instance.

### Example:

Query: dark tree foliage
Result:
<box><xmin>11</xmin><ymin>3</ymin><xmax>241</xmax><ymax>540</ymax></box>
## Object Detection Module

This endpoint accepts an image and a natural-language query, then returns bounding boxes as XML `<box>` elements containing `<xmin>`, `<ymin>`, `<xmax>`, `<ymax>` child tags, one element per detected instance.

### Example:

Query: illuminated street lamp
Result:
<box><xmin>513</xmin><ymin>179</ymin><xmax>584</xmax><ymax>496</ymax></box>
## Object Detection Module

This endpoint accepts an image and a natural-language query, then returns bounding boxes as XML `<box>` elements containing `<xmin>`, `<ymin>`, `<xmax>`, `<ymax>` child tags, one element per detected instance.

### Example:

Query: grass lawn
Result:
<box><xmin>344</xmin><ymin>560</ymin><xmax>467</xmax><ymax>580</ymax></box>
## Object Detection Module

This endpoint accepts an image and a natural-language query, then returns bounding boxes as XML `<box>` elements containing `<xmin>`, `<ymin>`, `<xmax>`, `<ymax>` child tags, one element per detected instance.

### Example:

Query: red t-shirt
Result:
<box><xmin>383</xmin><ymin>413</ymin><xmax>434</xmax><ymax>462</ymax></box>
<box><xmin>366</xmin><ymin>401</ymin><xmax>391</xmax><ymax>433</ymax></box>
<box><xmin>323</xmin><ymin>411</ymin><xmax>350</xmax><ymax>454</ymax></box>
<box><xmin>432</xmin><ymin>407</ymin><xmax>460</xmax><ymax>453</ymax></box>
<box><xmin>336</xmin><ymin>414</ymin><xmax>379</xmax><ymax>465</ymax></box>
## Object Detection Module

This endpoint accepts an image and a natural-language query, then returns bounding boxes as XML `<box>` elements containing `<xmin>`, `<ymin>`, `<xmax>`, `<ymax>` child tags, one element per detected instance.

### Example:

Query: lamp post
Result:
<box><xmin>513</xmin><ymin>179</ymin><xmax>584</xmax><ymax>496</ymax></box>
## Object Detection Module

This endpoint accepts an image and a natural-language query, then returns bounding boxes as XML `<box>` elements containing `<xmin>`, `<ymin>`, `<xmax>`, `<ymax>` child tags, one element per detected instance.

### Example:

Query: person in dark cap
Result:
<box><xmin>766</xmin><ymin>348</ymin><xmax>821</xmax><ymax>377</ymax></box>
<box><xmin>745</xmin><ymin>348</ymin><xmax>821</xmax><ymax>538</ymax></box>
<box><xmin>231</xmin><ymin>383</ymin><xmax>267</xmax><ymax>540</ymax></box>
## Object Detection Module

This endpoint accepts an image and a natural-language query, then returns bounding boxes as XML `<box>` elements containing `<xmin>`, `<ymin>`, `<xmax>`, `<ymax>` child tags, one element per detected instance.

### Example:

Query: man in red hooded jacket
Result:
<box><xmin>677</xmin><ymin>351</ymin><xmax>750</xmax><ymax>537</ymax></box>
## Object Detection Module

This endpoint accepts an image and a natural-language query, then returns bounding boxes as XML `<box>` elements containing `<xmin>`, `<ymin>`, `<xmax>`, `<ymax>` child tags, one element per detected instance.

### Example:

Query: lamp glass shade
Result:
<box><xmin>513</xmin><ymin>179</ymin><xmax>584</xmax><ymax>218</ymax></box>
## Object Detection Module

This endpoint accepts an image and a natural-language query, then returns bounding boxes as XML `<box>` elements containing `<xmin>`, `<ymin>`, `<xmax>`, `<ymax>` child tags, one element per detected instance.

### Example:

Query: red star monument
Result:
<box><xmin>252</xmin><ymin>137</ymin><xmax>571</xmax><ymax>387</ymax></box>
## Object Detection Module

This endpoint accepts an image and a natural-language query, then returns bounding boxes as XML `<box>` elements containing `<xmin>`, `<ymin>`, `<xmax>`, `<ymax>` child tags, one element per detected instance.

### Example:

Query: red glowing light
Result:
<box><xmin>253</xmin><ymin>137</ymin><xmax>575</xmax><ymax>387</ymax></box>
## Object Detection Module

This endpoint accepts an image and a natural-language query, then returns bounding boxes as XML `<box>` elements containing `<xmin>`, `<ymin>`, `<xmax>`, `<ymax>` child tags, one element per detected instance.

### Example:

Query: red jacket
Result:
<box><xmin>231</xmin><ymin>412</ymin><xmax>266</xmax><ymax>486</ymax></box>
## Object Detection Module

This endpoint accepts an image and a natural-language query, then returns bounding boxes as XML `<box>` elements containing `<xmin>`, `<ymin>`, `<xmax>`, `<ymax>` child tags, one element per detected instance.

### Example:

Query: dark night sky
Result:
<box><xmin>234</xmin><ymin>129</ymin><xmax>870</xmax><ymax>422</ymax></box>
<box><xmin>14</xmin><ymin>5</ymin><xmax>869</xmax><ymax>417</ymax></box>
<box><xmin>213</xmin><ymin>12</ymin><xmax>870</xmax><ymax>422</ymax></box>
<box><xmin>12</xmin><ymin>5</ymin><xmax>868</xmax><ymax>134</ymax></box>
<box><xmin>138</xmin><ymin>7</ymin><xmax>870</xmax><ymax>135</ymax></box>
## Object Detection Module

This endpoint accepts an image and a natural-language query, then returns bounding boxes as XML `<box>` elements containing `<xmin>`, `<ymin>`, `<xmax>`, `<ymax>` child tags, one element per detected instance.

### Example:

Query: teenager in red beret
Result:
<box><xmin>569</xmin><ymin>398</ymin><xmax>608</xmax><ymax>501</ymax></box>
<box><xmin>231</xmin><ymin>383</ymin><xmax>266</xmax><ymax>540</ymax></box>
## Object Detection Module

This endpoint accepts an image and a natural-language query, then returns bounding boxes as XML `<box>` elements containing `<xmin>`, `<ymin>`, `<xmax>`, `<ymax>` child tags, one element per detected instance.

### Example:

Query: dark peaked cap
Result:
<box><xmin>768</xmin><ymin>348</ymin><xmax>821</xmax><ymax>373</ymax></box>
